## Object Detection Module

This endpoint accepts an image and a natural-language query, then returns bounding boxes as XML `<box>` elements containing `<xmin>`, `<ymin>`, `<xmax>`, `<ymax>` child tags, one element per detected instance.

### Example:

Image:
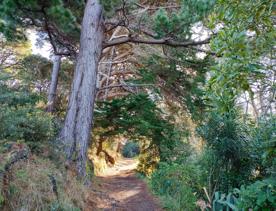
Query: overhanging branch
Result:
<box><xmin>103</xmin><ymin>36</ymin><xmax>211</xmax><ymax>48</ymax></box>
<box><xmin>98</xmin><ymin>83</ymin><xmax>154</xmax><ymax>91</ymax></box>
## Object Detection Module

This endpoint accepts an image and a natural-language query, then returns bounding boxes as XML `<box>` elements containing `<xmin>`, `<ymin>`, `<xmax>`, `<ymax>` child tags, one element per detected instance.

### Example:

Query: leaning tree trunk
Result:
<box><xmin>46</xmin><ymin>55</ymin><xmax>61</xmax><ymax>113</ymax></box>
<box><xmin>60</xmin><ymin>0</ymin><xmax>104</xmax><ymax>177</ymax></box>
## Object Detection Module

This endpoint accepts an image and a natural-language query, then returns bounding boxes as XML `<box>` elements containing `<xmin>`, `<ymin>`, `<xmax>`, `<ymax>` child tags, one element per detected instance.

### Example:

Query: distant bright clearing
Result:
<box><xmin>27</xmin><ymin>30</ymin><xmax>52</xmax><ymax>59</ymax></box>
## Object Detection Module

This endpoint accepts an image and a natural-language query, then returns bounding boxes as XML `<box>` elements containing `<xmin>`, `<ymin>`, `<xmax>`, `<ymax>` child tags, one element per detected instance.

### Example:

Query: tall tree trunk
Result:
<box><xmin>46</xmin><ymin>55</ymin><xmax>61</xmax><ymax>113</ymax></box>
<box><xmin>60</xmin><ymin>0</ymin><xmax>104</xmax><ymax>177</ymax></box>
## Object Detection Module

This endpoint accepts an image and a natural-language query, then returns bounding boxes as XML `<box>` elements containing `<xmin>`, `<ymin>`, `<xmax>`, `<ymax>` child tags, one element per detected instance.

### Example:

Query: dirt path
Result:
<box><xmin>90</xmin><ymin>158</ymin><xmax>162</xmax><ymax>211</ymax></box>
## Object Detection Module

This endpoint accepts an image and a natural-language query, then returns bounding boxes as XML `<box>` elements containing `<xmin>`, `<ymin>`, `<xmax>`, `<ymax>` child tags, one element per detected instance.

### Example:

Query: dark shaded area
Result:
<box><xmin>122</xmin><ymin>142</ymin><xmax>140</xmax><ymax>158</ymax></box>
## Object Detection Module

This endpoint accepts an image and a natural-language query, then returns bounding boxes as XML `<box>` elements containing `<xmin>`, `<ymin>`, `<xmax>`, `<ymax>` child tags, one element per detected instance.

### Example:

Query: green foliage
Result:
<box><xmin>47</xmin><ymin>2</ymin><xmax>79</xmax><ymax>34</ymax></box>
<box><xmin>0</xmin><ymin>106</ymin><xmax>55</xmax><ymax>149</ymax></box>
<box><xmin>100</xmin><ymin>0</ymin><xmax>121</xmax><ymax>17</ymax></box>
<box><xmin>197</xmin><ymin>111</ymin><xmax>255</xmax><ymax>192</ymax></box>
<box><xmin>198</xmin><ymin>112</ymin><xmax>250</xmax><ymax>163</ymax></box>
<box><xmin>237</xmin><ymin>178</ymin><xmax>276</xmax><ymax>210</ymax></box>
<box><xmin>0</xmin><ymin>84</ymin><xmax>40</xmax><ymax>106</ymax></box>
<box><xmin>0</xmin><ymin>84</ymin><xmax>55</xmax><ymax>151</ymax></box>
<box><xmin>252</xmin><ymin>117</ymin><xmax>276</xmax><ymax>177</ymax></box>
<box><xmin>208</xmin><ymin>0</ymin><xmax>275</xmax><ymax>96</ymax></box>
<box><xmin>211</xmin><ymin>191</ymin><xmax>238</xmax><ymax>211</ymax></box>
<box><xmin>122</xmin><ymin>141</ymin><xmax>140</xmax><ymax>158</ymax></box>
<box><xmin>197</xmin><ymin>111</ymin><xmax>276</xmax><ymax>209</ymax></box>
<box><xmin>19</xmin><ymin>54</ymin><xmax>52</xmax><ymax>81</ymax></box>
<box><xmin>211</xmin><ymin>178</ymin><xmax>276</xmax><ymax>211</ymax></box>
<box><xmin>140</xmin><ymin>53</ymin><xmax>212</xmax><ymax>121</ymax></box>
<box><xmin>154</xmin><ymin>0</ymin><xmax>215</xmax><ymax>39</ymax></box>
<box><xmin>95</xmin><ymin>94</ymin><xmax>181</xmax><ymax>162</ymax></box>
<box><xmin>137</xmin><ymin>146</ymin><xmax>159</xmax><ymax>176</ymax></box>
<box><xmin>198</xmin><ymin>0</ymin><xmax>276</xmax><ymax>199</ymax></box>
<box><xmin>0</xmin><ymin>0</ymin><xmax>81</xmax><ymax>40</ymax></box>
<box><xmin>95</xmin><ymin>93</ymin><xmax>192</xmax><ymax>175</ymax></box>
<box><xmin>150</xmin><ymin>162</ymin><xmax>199</xmax><ymax>210</ymax></box>
<box><xmin>0</xmin><ymin>0</ymin><xmax>275</xmax><ymax>209</ymax></box>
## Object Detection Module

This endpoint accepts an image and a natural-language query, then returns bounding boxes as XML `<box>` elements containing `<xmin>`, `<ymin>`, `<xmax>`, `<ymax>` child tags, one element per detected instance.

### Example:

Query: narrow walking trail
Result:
<box><xmin>88</xmin><ymin>158</ymin><xmax>162</xmax><ymax>211</ymax></box>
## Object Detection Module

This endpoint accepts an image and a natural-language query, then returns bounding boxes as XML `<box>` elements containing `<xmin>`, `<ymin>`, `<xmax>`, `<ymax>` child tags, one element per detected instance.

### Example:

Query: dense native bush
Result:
<box><xmin>150</xmin><ymin>162</ymin><xmax>200</xmax><ymax>211</ymax></box>
<box><xmin>0</xmin><ymin>84</ymin><xmax>56</xmax><ymax>151</ymax></box>
<box><xmin>122</xmin><ymin>141</ymin><xmax>140</xmax><ymax>158</ymax></box>
<box><xmin>0</xmin><ymin>106</ymin><xmax>54</xmax><ymax>141</ymax></box>
<box><xmin>197</xmin><ymin>112</ymin><xmax>276</xmax><ymax>209</ymax></box>
<box><xmin>0</xmin><ymin>84</ymin><xmax>40</xmax><ymax>106</ymax></box>
<box><xmin>211</xmin><ymin>178</ymin><xmax>276</xmax><ymax>211</ymax></box>
<box><xmin>236</xmin><ymin>178</ymin><xmax>276</xmax><ymax>210</ymax></box>
<box><xmin>197</xmin><ymin>111</ymin><xmax>255</xmax><ymax>193</ymax></box>
<box><xmin>252</xmin><ymin>116</ymin><xmax>276</xmax><ymax>177</ymax></box>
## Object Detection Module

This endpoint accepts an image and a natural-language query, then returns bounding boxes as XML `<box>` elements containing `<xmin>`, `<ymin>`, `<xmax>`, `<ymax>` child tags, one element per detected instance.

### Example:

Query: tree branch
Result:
<box><xmin>103</xmin><ymin>35</ymin><xmax>211</xmax><ymax>48</ymax></box>
<box><xmin>41</xmin><ymin>8</ymin><xmax>74</xmax><ymax>56</ymax></box>
<box><xmin>134</xmin><ymin>3</ymin><xmax>181</xmax><ymax>10</ymax></box>
<box><xmin>98</xmin><ymin>83</ymin><xmax>154</xmax><ymax>91</ymax></box>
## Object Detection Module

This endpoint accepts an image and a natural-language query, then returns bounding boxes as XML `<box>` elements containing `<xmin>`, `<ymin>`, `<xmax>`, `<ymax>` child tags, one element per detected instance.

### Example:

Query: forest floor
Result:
<box><xmin>86</xmin><ymin>158</ymin><xmax>162</xmax><ymax>211</ymax></box>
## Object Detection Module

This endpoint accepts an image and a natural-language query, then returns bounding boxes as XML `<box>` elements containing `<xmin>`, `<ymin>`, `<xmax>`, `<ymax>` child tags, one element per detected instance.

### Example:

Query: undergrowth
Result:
<box><xmin>0</xmin><ymin>151</ymin><xmax>90</xmax><ymax>211</ymax></box>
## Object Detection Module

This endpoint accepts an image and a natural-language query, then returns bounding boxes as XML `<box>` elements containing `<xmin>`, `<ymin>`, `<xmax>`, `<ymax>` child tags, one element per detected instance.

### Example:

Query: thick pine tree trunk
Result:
<box><xmin>46</xmin><ymin>55</ymin><xmax>61</xmax><ymax>113</ymax></box>
<box><xmin>60</xmin><ymin>0</ymin><xmax>104</xmax><ymax>177</ymax></box>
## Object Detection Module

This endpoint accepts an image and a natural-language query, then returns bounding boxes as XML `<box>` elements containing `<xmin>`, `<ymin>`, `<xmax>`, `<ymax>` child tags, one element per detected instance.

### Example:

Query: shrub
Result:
<box><xmin>211</xmin><ymin>191</ymin><xmax>238</xmax><ymax>210</ymax></box>
<box><xmin>236</xmin><ymin>178</ymin><xmax>276</xmax><ymax>210</ymax></box>
<box><xmin>137</xmin><ymin>145</ymin><xmax>159</xmax><ymax>176</ymax></box>
<box><xmin>210</xmin><ymin>178</ymin><xmax>276</xmax><ymax>211</ymax></box>
<box><xmin>252</xmin><ymin>116</ymin><xmax>276</xmax><ymax>177</ymax></box>
<box><xmin>122</xmin><ymin>141</ymin><xmax>140</xmax><ymax>158</ymax></box>
<box><xmin>0</xmin><ymin>105</ymin><xmax>55</xmax><ymax>151</ymax></box>
<box><xmin>197</xmin><ymin>112</ymin><xmax>255</xmax><ymax>192</ymax></box>
<box><xmin>0</xmin><ymin>84</ymin><xmax>56</xmax><ymax>152</ymax></box>
<box><xmin>0</xmin><ymin>84</ymin><xmax>39</xmax><ymax>106</ymax></box>
<box><xmin>150</xmin><ymin>162</ymin><xmax>199</xmax><ymax>210</ymax></box>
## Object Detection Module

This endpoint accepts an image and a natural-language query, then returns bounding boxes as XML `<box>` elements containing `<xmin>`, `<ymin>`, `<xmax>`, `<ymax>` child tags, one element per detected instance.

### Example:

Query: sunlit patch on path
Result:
<box><xmin>89</xmin><ymin>158</ymin><xmax>162</xmax><ymax>211</ymax></box>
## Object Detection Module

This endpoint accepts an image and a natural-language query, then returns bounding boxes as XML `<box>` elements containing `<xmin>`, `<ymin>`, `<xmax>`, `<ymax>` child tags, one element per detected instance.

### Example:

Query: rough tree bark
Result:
<box><xmin>60</xmin><ymin>0</ymin><xmax>104</xmax><ymax>177</ymax></box>
<box><xmin>46</xmin><ymin>55</ymin><xmax>61</xmax><ymax>113</ymax></box>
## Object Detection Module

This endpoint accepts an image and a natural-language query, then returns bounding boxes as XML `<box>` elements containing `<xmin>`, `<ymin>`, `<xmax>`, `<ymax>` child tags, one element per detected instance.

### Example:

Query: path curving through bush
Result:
<box><xmin>88</xmin><ymin>158</ymin><xmax>162</xmax><ymax>211</ymax></box>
